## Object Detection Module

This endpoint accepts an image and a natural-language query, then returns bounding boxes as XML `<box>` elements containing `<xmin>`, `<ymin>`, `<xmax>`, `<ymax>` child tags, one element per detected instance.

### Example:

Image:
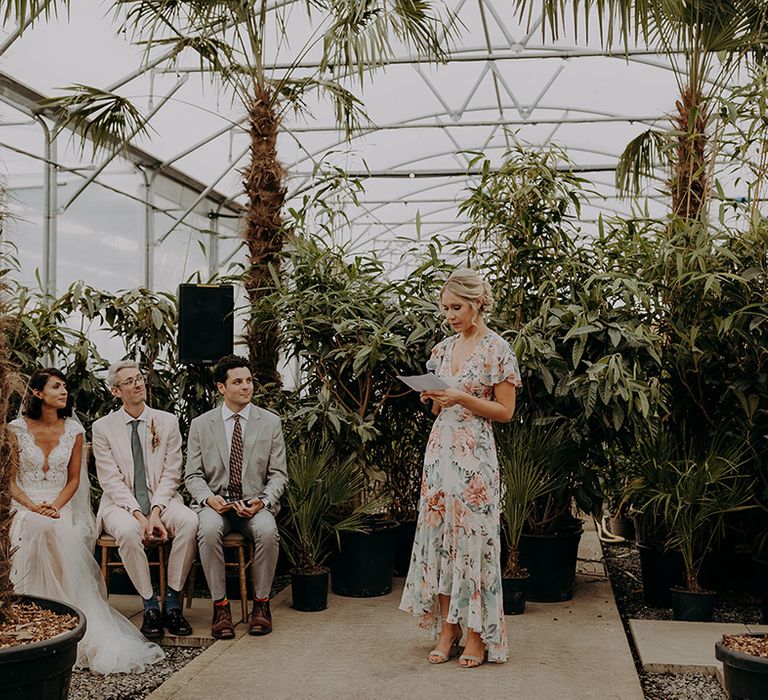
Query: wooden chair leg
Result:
<box><xmin>100</xmin><ymin>544</ymin><xmax>110</xmax><ymax>595</ymax></box>
<box><xmin>158</xmin><ymin>545</ymin><xmax>167</xmax><ymax>604</ymax></box>
<box><xmin>237</xmin><ymin>545</ymin><xmax>248</xmax><ymax>622</ymax></box>
<box><xmin>185</xmin><ymin>561</ymin><xmax>197</xmax><ymax>609</ymax></box>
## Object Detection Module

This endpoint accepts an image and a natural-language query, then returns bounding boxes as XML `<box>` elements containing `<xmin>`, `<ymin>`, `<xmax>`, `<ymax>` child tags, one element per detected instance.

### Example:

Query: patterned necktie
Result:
<box><xmin>228</xmin><ymin>414</ymin><xmax>243</xmax><ymax>500</ymax></box>
<box><xmin>131</xmin><ymin>420</ymin><xmax>151</xmax><ymax>514</ymax></box>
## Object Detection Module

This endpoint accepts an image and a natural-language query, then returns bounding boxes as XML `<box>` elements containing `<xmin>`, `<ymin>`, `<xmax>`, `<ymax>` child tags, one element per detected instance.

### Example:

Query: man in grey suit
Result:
<box><xmin>185</xmin><ymin>355</ymin><xmax>288</xmax><ymax>639</ymax></box>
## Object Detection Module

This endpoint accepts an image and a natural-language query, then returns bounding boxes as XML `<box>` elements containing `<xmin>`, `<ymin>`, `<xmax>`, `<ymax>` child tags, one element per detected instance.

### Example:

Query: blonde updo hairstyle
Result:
<box><xmin>440</xmin><ymin>268</ymin><xmax>494</xmax><ymax>328</ymax></box>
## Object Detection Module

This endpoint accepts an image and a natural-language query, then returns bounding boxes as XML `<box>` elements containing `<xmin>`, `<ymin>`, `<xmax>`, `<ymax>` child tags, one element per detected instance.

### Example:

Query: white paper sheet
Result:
<box><xmin>397</xmin><ymin>373</ymin><xmax>450</xmax><ymax>392</ymax></box>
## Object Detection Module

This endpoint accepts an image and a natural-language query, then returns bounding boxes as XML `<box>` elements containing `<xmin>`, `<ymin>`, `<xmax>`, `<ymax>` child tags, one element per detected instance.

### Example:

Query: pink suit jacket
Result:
<box><xmin>92</xmin><ymin>406</ymin><xmax>184</xmax><ymax>532</ymax></box>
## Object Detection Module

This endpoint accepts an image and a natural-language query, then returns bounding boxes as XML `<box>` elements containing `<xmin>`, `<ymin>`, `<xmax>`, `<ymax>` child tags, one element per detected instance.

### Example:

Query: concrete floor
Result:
<box><xmin>630</xmin><ymin>619</ymin><xmax>768</xmax><ymax>675</ymax></box>
<box><xmin>129</xmin><ymin>528</ymin><xmax>644</xmax><ymax>700</ymax></box>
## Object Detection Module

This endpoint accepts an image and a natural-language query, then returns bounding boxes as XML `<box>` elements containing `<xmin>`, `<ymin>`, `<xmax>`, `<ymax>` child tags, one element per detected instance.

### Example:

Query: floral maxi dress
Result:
<box><xmin>399</xmin><ymin>330</ymin><xmax>522</xmax><ymax>663</ymax></box>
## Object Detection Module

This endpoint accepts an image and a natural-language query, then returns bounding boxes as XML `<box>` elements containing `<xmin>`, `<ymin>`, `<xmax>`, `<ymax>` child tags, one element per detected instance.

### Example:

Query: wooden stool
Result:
<box><xmin>97</xmin><ymin>533</ymin><xmax>167</xmax><ymax>602</ymax></box>
<box><xmin>185</xmin><ymin>532</ymin><xmax>253</xmax><ymax>622</ymax></box>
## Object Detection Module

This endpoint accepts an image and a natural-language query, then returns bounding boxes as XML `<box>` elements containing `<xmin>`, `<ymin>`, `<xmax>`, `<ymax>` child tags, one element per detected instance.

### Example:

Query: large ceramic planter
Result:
<box><xmin>0</xmin><ymin>595</ymin><xmax>86</xmax><ymax>700</ymax></box>
<box><xmin>330</xmin><ymin>516</ymin><xmax>398</xmax><ymax>597</ymax></box>
<box><xmin>715</xmin><ymin>634</ymin><xmax>768</xmax><ymax>700</ymax></box>
<box><xmin>291</xmin><ymin>569</ymin><xmax>329</xmax><ymax>612</ymax></box>
<box><xmin>518</xmin><ymin>523</ymin><xmax>583</xmax><ymax>602</ymax></box>
<box><xmin>669</xmin><ymin>587</ymin><xmax>716</xmax><ymax>622</ymax></box>
<box><xmin>502</xmin><ymin>575</ymin><xmax>529</xmax><ymax>615</ymax></box>
<box><xmin>636</xmin><ymin>542</ymin><xmax>685</xmax><ymax>608</ymax></box>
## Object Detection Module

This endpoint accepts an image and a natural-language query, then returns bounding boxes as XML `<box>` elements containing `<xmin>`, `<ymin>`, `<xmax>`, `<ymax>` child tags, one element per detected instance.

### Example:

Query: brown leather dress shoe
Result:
<box><xmin>249</xmin><ymin>600</ymin><xmax>272</xmax><ymax>636</ymax></box>
<box><xmin>211</xmin><ymin>602</ymin><xmax>235</xmax><ymax>639</ymax></box>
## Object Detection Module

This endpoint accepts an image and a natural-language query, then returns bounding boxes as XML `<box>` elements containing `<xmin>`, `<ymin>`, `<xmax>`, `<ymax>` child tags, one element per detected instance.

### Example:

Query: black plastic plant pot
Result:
<box><xmin>715</xmin><ymin>635</ymin><xmax>768</xmax><ymax>700</ymax></box>
<box><xmin>518</xmin><ymin>523</ymin><xmax>583</xmax><ymax>603</ymax></box>
<box><xmin>608</xmin><ymin>515</ymin><xmax>636</xmax><ymax>541</ymax></box>
<box><xmin>0</xmin><ymin>595</ymin><xmax>86</xmax><ymax>700</ymax></box>
<box><xmin>669</xmin><ymin>587</ymin><xmax>716</xmax><ymax>622</ymax></box>
<box><xmin>290</xmin><ymin>569</ymin><xmax>329</xmax><ymax>612</ymax></box>
<box><xmin>330</xmin><ymin>517</ymin><xmax>399</xmax><ymax>598</ymax></box>
<box><xmin>752</xmin><ymin>555</ymin><xmax>768</xmax><ymax>625</ymax></box>
<box><xmin>636</xmin><ymin>543</ymin><xmax>686</xmax><ymax>608</ymax></box>
<box><xmin>393</xmin><ymin>520</ymin><xmax>417</xmax><ymax>578</ymax></box>
<box><xmin>502</xmin><ymin>575</ymin><xmax>529</xmax><ymax>615</ymax></box>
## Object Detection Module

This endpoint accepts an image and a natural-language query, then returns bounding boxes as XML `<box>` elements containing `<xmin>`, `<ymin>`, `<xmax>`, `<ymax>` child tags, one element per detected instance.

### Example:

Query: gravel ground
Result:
<box><xmin>602</xmin><ymin>542</ymin><xmax>762</xmax><ymax>700</ymax></box>
<box><xmin>69</xmin><ymin>646</ymin><xmax>206</xmax><ymax>700</ymax></box>
<box><xmin>67</xmin><ymin>575</ymin><xmax>291</xmax><ymax>700</ymax></box>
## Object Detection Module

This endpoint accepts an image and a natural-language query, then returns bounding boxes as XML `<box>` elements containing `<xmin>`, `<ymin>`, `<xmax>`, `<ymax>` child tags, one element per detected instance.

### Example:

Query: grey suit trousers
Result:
<box><xmin>197</xmin><ymin>507</ymin><xmax>279</xmax><ymax>600</ymax></box>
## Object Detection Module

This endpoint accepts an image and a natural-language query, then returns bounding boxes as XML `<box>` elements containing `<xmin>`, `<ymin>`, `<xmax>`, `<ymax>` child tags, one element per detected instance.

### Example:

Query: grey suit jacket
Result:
<box><xmin>184</xmin><ymin>404</ymin><xmax>288</xmax><ymax>514</ymax></box>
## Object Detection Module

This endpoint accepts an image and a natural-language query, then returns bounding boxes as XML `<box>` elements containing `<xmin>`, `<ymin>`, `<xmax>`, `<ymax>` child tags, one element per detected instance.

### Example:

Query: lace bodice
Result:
<box><xmin>10</xmin><ymin>417</ymin><xmax>84</xmax><ymax>504</ymax></box>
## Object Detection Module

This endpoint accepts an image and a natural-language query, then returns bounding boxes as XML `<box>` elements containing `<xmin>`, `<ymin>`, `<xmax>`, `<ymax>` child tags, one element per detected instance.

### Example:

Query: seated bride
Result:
<box><xmin>9</xmin><ymin>367</ymin><xmax>164</xmax><ymax>674</ymax></box>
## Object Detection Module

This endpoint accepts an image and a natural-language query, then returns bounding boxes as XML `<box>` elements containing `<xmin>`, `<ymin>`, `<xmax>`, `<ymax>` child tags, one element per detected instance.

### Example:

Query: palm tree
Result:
<box><xmin>0</xmin><ymin>233</ymin><xmax>21</xmax><ymax>623</ymax></box>
<box><xmin>100</xmin><ymin>1</ymin><xmax>454</xmax><ymax>383</ymax></box>
<box><xmin>514</xmin><ymin>0</ymin><xmax>768</xmax><ymax>221</ymax></box>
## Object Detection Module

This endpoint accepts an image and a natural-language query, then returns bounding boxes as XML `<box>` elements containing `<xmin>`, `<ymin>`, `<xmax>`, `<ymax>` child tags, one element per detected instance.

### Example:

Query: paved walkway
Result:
<box><xmin>630</xmin><ymin>619</ymin><xmax>768</xmax><ymax>675</ymax></box>
<box><xmin>118</xmin><ymin>526</ymin><xmax>644</xmax><ymax>700</ymax></box>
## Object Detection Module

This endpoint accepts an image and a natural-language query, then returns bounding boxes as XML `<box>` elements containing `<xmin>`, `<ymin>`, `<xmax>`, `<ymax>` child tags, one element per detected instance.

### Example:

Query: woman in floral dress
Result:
<box><xmin>400</xmin><ymin>268</ymin><xmax>521</xmax><ymax>668</ymax></box>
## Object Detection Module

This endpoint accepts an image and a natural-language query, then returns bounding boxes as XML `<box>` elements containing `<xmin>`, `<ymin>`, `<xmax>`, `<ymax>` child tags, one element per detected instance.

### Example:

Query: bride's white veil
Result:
<box><xmin>69</xmin><ymin>410</ymin><xmax>98</xmax><ymax>547</ymax></box>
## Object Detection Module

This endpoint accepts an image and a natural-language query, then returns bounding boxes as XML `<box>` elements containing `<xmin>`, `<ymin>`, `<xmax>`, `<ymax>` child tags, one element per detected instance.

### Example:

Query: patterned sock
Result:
<box><xmin>143</xmin><ymin>595</ymin><xmax>160</xmax><ymax>611</ymax></box>
<box><xmin>164</xmin><ymin>587</ymin><xmax>181</xmax><ymax>611</ymax></box>
<box><xmin>255</xmin><ymin>596</ymin><xmax>269</xmax><ymax>603</ymax></box>
<box><xmin>214</xmin><ymin>597</ymin><xmax>229</xmax><ymax>607</ymax></box>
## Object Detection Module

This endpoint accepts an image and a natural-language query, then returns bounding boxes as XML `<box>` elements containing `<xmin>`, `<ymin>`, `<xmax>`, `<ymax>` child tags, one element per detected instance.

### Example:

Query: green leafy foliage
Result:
<box><xmin>281</xmin><ymin>441</ymin><xmax>386</xmax><ymax>573</ymax></box>
<box><xmin>255</xmin><ymin>232</ymin><xmax>440</xmax><ymax>505</ymax></box>
<box><xmin>455</xmin><ymin>143</ymin><xmax>664</xmax><ymax>526</ymax></box>
<box><xmin>628</xmin><ymin>429</ymin><xmax>756</xmax><ymax>591</ymax></box>
<box><xmin>496</xmin><ymin>421</ymin><xmax>563</xmax><ymax>573</ymax></box>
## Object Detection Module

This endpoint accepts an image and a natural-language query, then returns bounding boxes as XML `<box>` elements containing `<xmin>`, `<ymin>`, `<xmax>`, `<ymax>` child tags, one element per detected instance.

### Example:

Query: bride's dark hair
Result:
<box><xmin>23</xmin><ymin>368</ymin><xmax>73</xmax><ymax>420</ymax></box>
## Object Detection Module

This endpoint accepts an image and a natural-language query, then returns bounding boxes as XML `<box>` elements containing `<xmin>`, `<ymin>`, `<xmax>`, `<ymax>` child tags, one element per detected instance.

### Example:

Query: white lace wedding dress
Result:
<box><xmin>9</xmin><ymin>417</ymin><xmax>164</xmax><ymax>674</ymax></box>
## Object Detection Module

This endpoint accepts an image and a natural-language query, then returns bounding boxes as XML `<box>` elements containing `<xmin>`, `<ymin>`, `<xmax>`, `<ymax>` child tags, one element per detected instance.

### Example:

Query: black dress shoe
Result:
<box><xmin>163</xmin><ymin>607</ymin><xmax>193</xmax><ymax>636</ymax></box>
<box><xmin>140</xmin><ymin>607</ymin><xmax>164</xmax><ymax>640</ymax></box>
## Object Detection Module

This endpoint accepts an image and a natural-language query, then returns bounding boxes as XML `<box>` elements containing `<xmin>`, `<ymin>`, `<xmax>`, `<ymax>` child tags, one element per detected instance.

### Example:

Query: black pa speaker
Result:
<box><xmin>177</xmin><ymin>284</ymin><xmax>234</xmax><ymax>364</ymax></box>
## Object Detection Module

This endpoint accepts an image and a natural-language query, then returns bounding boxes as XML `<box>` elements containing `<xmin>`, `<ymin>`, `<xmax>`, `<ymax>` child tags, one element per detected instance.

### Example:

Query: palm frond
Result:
<box><xmin>40</xmin><ymin>85</ymin><xmax>153</xmax><ymax>158</ymax></box>
<box><xmin>114</xmin><ymin>0</ymin><xmax>231</xmax><ymax>36</ymax></box>
<box><xmin>0</xmin><ymin>0</ymin><xmax>69</xmax><ymax>29</ymax></box>
<box><xmin>615</xmin><ymin>128</ymin><xmax>670</xmax><ymax>198</ymax></box>
<box><xmin>282</xmin><ymin>442</ymin><xmax>375</xmax><ymax>572</ymax></box>
<box><xmin>496</xmin><ymin>421</ymin><xmax>567</xmax><ymax>564</ymax></box>
<box><xmin>512</xmin><ymin>0</ymin><xmax>653</xmax><ymax>46</ymax></box>
<box><xmin>272</xmin><ymin>77</ymin><xmax>370</xmax><ymax>137</ymax></box>
<box><xmin>317</xmin><ymin>0</ymin><xmax>454</xmax><ymax>84</ymax></box>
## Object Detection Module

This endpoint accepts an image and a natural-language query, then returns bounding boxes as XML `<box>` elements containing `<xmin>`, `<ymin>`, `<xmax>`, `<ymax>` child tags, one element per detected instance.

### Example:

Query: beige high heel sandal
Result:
<box><xmin>428</xmin><ymin>636</ymin><xmax>461</xmax><ymax>664</ymax></box>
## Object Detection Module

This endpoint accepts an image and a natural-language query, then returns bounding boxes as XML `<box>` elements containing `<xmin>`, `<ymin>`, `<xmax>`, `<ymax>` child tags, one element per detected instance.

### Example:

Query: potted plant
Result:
<box><xmin>599</xmin><ymin>452</ymin><xmax>636</xmax><ymax>541</ymax></box>
<box><xmin>716</xmin><ymin>634</ymin><xmax>768</xmax><ymax>700</ymax></box>
<box><xmin>623</xmin><ymin>432</ymin><xmax>686</xmax><ymax>607</ymax></box>
<box><xmin>282</xmin><ymin>440</ymin><xmax>381</xmax><ymax>611</ymax></box>
<box><xmin>496</xmin><ymin>421</ymin><xmax>558</xmax><ymax>614</ymax></box>
<box><xmin>637</xmin><ymin>432</ymin><xmax>755</xmax><ymax>621</ymax></box>
<box><xmin>0</xmin><ymin>260</ymin><xmax>86</xmax><ymax>698</ymax></box>
<box><xmin>508</xmin><ymin>419</ymin><xmax>585</xmax><ymax>603</ymax></box>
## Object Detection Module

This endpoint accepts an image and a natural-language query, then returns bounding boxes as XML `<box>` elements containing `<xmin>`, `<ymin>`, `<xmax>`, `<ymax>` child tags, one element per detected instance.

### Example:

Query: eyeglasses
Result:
<box><xmin>117</xmin><ymin>375</ymin><xmax>145</xmax><ymax>389</ymax></box>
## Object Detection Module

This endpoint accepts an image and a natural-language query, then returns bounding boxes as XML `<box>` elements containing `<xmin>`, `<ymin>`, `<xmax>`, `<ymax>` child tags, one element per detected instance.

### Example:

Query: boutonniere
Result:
<box><xmin>150</xmin><ymin>418</ymin><xmax>160</xmax><ymax>452</ymax></box>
